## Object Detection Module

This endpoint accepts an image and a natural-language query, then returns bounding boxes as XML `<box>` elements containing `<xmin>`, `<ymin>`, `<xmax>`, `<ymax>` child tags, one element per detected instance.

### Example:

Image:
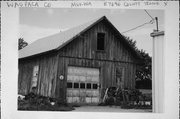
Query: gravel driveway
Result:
<box><xmin>72</xmin><ymin>106</ymin><xmax>152</xmax><ymax>112</ymax></box>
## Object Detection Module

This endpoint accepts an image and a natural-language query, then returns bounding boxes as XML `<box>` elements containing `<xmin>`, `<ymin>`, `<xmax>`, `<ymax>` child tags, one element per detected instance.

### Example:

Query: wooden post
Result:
<box><xmin>155</xmin><ymin>17</ymin><xmax>159</xmax><ymax>31</ymax></box>
<box><xmin>150</xmin><ymin>31</ymin><xmax>164</xmax><ymax>113</ymax></box>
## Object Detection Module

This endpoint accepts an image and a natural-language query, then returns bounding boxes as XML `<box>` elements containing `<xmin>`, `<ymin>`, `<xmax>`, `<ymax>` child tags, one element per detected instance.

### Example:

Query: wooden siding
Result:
<box><xmin>56</xmin><ymin>57</ymin><xmax>137</xmax><ymax>100</ymax></box>
<box><xmin>55</xmin><ymin>20</ymin><xmax>138</xmax><ymax>99</ymax></box>
<box><xmin>59</xmin><ymin>20</ymin><xmax>137</xmax><ymax>62</ymax></box>
<box><xmin>18</xmin><ymin>60</ymin><xmax>35</xmax><ymax>95</ymax></box>
<box><xmin>18</xmin><ymin>19</ymin><xmax>139</xmax><ymax>100</ymax></box>
<box><xmin>18</xmin><ymin>53</ymin><xmax>58</xmax><ymax>98</ymax></box>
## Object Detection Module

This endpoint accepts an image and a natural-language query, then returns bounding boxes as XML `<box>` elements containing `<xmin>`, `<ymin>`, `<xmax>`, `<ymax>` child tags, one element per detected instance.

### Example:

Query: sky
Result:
<box><xmin>19</xmin><ymin>8</ymin><xmax>164</xmax><ymax>56</ymax></box>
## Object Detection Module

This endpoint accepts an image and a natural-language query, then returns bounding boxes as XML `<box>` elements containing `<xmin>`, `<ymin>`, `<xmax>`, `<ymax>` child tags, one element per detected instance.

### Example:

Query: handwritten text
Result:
<box><xmin>6</xmin><ymin>1</ymin><xmax>51</xmax><ymax>8</ymax></box>
<box><xmin>71</xmin><ymin>2</ymin><xmax>92</xmax><ymax>8</ymax></box>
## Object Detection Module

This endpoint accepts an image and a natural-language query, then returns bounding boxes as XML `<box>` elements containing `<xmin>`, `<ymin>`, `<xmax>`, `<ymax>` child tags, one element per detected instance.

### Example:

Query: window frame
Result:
<box><xmin>74</xmin><ymin>82</ymin><xmax>79</xmax><ymax>89</ymax></box>
<box><xmin>96</xmin><ymin>32</ymin><xmax>105</xmax><ymax>51</ymax></box>
<box><xmin>86</xmin><ymin>83</ymin><xmax>92</xmax><ymax>89</ymax></box>
<box><xmin>67</xmin><ymin>82</ymin><xmax>73</xmax><ymax>88</ymax></box>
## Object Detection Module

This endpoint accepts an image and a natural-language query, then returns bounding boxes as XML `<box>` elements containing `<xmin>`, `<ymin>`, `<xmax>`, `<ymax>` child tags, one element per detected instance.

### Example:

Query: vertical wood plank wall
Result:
<box><xmin>55</xmin><ymin>57</ymin><xmax>137</xmax><ymax>100</ymax></box>
<box><xmin>18</xmin><ymin>53</ymin><xmax>58</xmax><ymax>98</ymax></box>
<box><xmin>56</xmin><ymin>20</ymin><xmax>139</xmax><ymax>99</ymax></box>
<box><xmin>18</xmin><ymin>19</ymin><xmax>139</xmax><ymax>100</ymax></box>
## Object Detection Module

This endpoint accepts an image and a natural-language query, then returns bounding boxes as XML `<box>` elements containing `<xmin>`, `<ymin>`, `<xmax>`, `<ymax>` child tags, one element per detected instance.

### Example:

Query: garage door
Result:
<box><xmin>66</xmin><ymin>66</ymin><xmax>100</xmax><ymax>105</ymax></box>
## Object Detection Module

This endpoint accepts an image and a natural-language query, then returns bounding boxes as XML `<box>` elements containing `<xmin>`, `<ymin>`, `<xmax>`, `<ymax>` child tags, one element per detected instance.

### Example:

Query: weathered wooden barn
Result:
<box><xmin>18</xmin><ymin>16</ymin><xmax>142</xmax><ymax>105</ymax></box>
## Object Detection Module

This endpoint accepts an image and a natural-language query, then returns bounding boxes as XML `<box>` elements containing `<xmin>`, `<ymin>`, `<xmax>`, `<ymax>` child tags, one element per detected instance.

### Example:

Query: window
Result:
<box><xmin>86</xmin><ymin>83</ymin><xmax>91</xmax><ymax>89</ymax></box>
<box><xmin>93</xmin><ymin>84</ymin><xmax>98</xmax><ymax>89</ymax></box>
<box><xmin>80</xmin><ymin>83</ymin><xmax>85</xmax><ymax>89</ymax></box>
<box><xmin>97</xmin><ymin>33</ymin><xmax>105</xmax><ymax>50</ymax></box>
<box><xmin>74</xmin><ymin>83</ymin><xmax>79</xmax><ymax>89</ymax></box>
<box><xmin>67</xmin><ymin>82</ymin><xmax>73</xmax><ymax>88</ymax></box>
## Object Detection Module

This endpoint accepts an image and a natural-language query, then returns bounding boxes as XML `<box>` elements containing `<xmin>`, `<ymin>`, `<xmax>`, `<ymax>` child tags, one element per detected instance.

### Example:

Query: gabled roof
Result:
<box><xmin>19</xmin><ymin>16</ymin><xmax>142</xmax><ymax>60</ymax></box>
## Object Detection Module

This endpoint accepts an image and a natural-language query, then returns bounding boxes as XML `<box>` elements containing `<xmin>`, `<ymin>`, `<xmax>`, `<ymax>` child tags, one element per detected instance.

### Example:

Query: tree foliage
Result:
<box><xmin>125</xmin><ymin>36</ymin><xmax>152</xmax><ymax>81</ymax></box>
<box><xmin>19</xmin><ymin>38</ymin><xmax>28</xmax><ymax>50</ymax></box>
<box><xmin>136</xmin><ymin>49</ymin><xmax>152</xmax><ymax>82</ymax></box>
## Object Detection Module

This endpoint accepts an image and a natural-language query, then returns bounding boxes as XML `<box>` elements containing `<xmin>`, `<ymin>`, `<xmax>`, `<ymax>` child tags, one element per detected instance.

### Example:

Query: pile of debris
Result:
<box><xmin>100</xmin><ymin>87</ymin><xmax>152</xmax><ymax>109</ymax></box>
<box><xmin>18</xmin><ymin>93</ymin><xmax>74</xmax><ymax>111</ymax></box>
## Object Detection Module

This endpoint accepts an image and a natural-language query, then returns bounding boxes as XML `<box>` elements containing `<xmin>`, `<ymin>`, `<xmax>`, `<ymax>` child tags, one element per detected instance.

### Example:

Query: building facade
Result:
<box><xmin>18</xmin><ymin>16</ymin><xmax>142</xmax><ymax>105</ymax></box>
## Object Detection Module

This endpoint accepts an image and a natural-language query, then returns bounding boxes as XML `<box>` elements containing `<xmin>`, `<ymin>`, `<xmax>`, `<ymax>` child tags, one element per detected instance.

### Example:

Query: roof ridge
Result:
<box><xmin>19</xmin><ymin>15</ymin><xmax>142</xmax><ymax>60</ymax></box>
<box><xmin>19</xmin><ymin>16</ymin><xmax>106</xmax><ymax>59</ymax></box>
<box><xmin>24</xmin><ymin>16</ymin><xmax>105</xmax><ymax>47</ymax></box>
<box><xmin>56</xmin><ymin>16</ymin><xmax>107</xmax><ymax>50</ymax></box>
<box><xmin>66</xmin><ymin>16</ymin><xmax>105</xmax><ymax>31</ymax></box>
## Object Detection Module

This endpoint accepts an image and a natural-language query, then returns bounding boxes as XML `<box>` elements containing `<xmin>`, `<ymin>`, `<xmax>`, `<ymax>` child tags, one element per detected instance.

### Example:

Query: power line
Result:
<box><xmin>122</xmin><ymin>19</ymin><xmax>154</xmax><ymax>34</ymax></box>
<box><xmin>144</xmin><ymin>9</ymin><xmax>159</xmax><ymax>31</ymax></box>
<box><xmin>121</xmin><ymin>10</ymin><xmax>156</xmax><ymax>34</ymax></box>
<box><xmin>144</xmin><ymin>9</ymin><xmax>154</xmax><ymax>20</ymax></box>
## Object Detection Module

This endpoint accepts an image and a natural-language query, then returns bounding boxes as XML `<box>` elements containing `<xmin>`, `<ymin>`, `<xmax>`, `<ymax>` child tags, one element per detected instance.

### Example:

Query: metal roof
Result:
<box><xmin>19</xmin><ymin>16</ymin><xmax>142</xmax><ymax>60</ymax></box>
<box><xmin>19</xmin><ymin>16</ymin><xmax>103</xmax><ymax>59</ymax></box>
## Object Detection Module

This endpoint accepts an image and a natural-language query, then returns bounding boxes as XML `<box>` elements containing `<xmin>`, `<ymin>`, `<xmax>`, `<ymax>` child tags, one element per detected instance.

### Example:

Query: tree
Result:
<box><xmin>18</xmin><ymin>38</ymin><xmax>28</xmax><ymax>50</ymax></box>
<box><xmin>136</xmin><ymin>49</ymin><xmax>152</xmax><ymax>80</ymax></box>
<box><xmin>125</xmin><ymin>37</ymin><xmax>137</xmax><ymax>51</ymax></box>
<box><xmin>125</xmin><ymin>36</ymin><xmax>152</xmax><ymax>81</ymax></box>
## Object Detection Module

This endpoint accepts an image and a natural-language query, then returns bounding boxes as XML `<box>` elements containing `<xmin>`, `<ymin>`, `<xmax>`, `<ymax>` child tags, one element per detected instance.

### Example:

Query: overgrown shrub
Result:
<box><xmin>18</xmin><ymin>93</ymin><xmax>74</xmax><ymax>111</ymax></box>
<box><xmin>101</xmin><ymin>88</ymin><xmax>152</xmax><ymax>109</ymax></box>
